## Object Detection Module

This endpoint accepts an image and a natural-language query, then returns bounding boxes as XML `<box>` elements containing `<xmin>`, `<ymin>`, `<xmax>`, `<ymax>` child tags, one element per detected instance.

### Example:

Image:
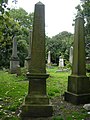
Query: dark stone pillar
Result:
<box><xmin>20</xmin><ymin>2</ymin><xmax>53</xmax><ymax>119</ymax></box>
<box><xmin>65</xmin><ymin>13</ymin><xmax>90</xmax><ymax>105</ymax></box>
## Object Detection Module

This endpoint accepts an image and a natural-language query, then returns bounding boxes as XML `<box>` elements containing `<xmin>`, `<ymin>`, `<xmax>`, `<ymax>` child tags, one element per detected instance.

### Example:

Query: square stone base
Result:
<box><xmin>65</xmin><ymin>91</ymin><xmax>90</xmax><ymax>105</ymax></box>
<box><xmin>65</xmin><ymin>75</ymin><xmax>90</xmax><ymax>105</ymax></box>
<box><xmin>20</xmin><ymin>104</ymin><xmax>53</xmax><ymax>119</ymax></box>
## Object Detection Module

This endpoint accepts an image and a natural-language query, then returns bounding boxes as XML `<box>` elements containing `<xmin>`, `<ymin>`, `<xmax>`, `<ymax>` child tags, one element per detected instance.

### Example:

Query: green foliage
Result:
<box><xmin>9</xmin><ymin>8</ymin><xmax>33</xmax><ymax>28</ymax></box>
<box><xmin>46</xmin><ymin>31</ymin><xmax>74</xmax><ymax>64</ymax></box>
<box><xmin>76</xmin><ymin>1</ymin><xmax>90</xmax><ymax>58</ymax></box>
<box><xmin>0</xmin><ymin>6</ymin><xmax>33</xmax><ymax>68</ymax></box>
<box><xmin>0</xmin><ymin>2</ymin><xmax>21</xmax><ymax>68</ymax></box>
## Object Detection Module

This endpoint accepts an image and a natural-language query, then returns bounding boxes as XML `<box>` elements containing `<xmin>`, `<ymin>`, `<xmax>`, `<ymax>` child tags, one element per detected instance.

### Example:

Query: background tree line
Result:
<box><xmin>0</xmin><ymin>0</ymin><xmax>89</xmax><ymax>68</ymax></box>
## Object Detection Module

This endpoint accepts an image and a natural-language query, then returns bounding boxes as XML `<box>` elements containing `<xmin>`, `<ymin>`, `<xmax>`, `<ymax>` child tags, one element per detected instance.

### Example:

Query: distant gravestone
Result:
<box><xmin>59</xmin><ymin>56</ymin><xmax>64</xmax><ymax>68</ymax></box>
<box><xmin>10</xmin><ymin>36</ymin><xmax>19</xmax><ymax>74</ymax></box>
<box><xmin>47</xmin><ymin>51</ymin><xmax>51</xmax><ymax>64</ymax></box>
<box><xmin>20</xmin><ymin>2</ymin><xmax>53</xmax><ymax>119</ymax></box>
<box><xmin>47</xmin><ymin>51</ymin><xmax>52</xmax><ymax>68</ymax></box>
<box><xmin>65</xmin><ymin>12</ymin><xmax>90</xmax><ymax>104</ymax></box>
<box><xmin>69</xmin><ymin>46</ymin><xmax>73</xmax><ymax>64</ymax></box>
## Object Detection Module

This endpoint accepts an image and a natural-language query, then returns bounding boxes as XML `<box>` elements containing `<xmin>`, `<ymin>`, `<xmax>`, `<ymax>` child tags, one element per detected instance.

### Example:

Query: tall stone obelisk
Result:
<box><xmin>21</xmin><ymin>2</ymin><xmax>53</xmax><ymax>119</ymax></box>
<box><xmin>10</xmin><ymin>36</ymin><xmax>19</xmax><ymax>74</ymax></box>
<box><xmin>65</xmin><ymin>13</ymin><xmax>90</xmax><ymax>104</ymax></box>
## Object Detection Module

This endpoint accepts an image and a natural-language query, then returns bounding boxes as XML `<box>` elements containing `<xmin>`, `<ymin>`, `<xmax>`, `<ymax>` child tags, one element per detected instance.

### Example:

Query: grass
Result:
<box><xmin>0</xmin><ymin>67</ymin><xmax>90</xmax><ymax>120</ymax></box>
<box><xmin>47</xmin><ymin>67</ymin><xmax>69</xmax><ymax>97</ymax></box>
<box><xmin>0</xmin><ymin>70</ymin><xmax>28</xmax><ymax>120</ymax></box>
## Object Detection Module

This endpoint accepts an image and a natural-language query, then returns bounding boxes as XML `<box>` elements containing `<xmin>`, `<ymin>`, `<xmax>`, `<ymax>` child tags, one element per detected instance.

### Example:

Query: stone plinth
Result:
<box><xmin>65</xmin><ymin>75</ymin><xmax>90</xmax><ymax>104</ymax></box>
<box><xmin>21</xmin><ymin>73</ymin><xmax>53</xmax><ymax>118</ymax></box>
<box><xmin>65</xmin><ymin>13</ymin><xmax>90</xmax><ymax>105</ymax></box>
<box><xmin>10</xmin><ymin>57</ymin><xmax>19</xmax><ymax>74</ymax></box>
<box><xmin>20</xmin><ymin>2</ymin><xmax>53</xmax><ymax>119</ymax></box>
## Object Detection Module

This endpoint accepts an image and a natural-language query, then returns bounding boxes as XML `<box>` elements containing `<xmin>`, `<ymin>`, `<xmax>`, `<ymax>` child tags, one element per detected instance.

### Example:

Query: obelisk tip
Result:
<box><xmin>36</xmin><ymin>1</ymin><xmax>44</xmax><ymax>5</ymax></box>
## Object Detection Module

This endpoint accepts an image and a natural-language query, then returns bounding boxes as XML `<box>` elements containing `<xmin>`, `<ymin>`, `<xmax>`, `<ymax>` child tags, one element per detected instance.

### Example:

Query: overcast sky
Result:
<box><xmin>8</xmin><ymin>0</ymin><xmax>80</xmax><ymax>37</ymax></box>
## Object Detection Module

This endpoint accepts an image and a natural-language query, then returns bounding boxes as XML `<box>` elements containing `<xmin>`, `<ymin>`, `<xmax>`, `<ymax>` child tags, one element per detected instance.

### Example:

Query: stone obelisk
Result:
<box><xmin>65</xmin><ymin>13</ymin><xmax>90</xmax><ymax>104</ymax></box>
<box><xmin>10</xmin><ymin>36</ymin><xmax>19</xmax><ymax>74</ymax></box>
<box><xmin>25</xmin><ymin>30</ymin><xmax>32</xmax><ymax>70</ymax></box>
<box><xmin>69</xmin><ymin>46</ymin><xmax>73</xmax><ymax>64</ymax></box>
<box><xmin>21</xmin><ymin>2</ymin><xmax>53</xmax><ymax>119</ymax></box>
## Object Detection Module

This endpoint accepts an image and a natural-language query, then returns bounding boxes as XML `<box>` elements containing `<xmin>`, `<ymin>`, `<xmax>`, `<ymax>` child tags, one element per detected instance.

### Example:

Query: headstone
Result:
<box><xmin>25</xmin><ymin>30</ymin><xmax>32</xmax><ymax>70</ymax></box>
<box><xmin>65</xmin><ymin>12</ymin><xmax>90</xmax><ymax>104</ymax></box>
<box><xmin>10</xmin><ymin>36</ymin><xmax>19</xmax><ymax>74</ymax></box>
<box><xmin>69</xmin><ymin>46</ymin><xmax>73</xmax><ymax>64</ymax></box>
<box><xmin>20</xmin><ymin>2</ymin><xmax>53</xmax><ymax>119</ymax></box>
<box><xmin>59</xmin><ymin>56</ymin><xmax>64</xmax><ymax>68</ymax></box>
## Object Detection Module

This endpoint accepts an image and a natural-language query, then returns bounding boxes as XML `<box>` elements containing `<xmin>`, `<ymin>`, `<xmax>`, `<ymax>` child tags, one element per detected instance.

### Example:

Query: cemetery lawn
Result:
<box><xmin>0</xmin><ymin>67</ymin><xmax>90</xmax><ymax>120</ymax></box>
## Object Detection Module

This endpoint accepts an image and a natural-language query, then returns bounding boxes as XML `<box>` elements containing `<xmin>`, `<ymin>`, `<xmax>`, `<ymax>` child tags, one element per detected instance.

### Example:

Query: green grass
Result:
<box><xmin>47</xmin><ymin>67</ymin><xmax>69</xmax><ymax>97</ymax></box>
<box><xmin>0</xmin><ymin>71</ymin><xmax>28</xmax><ymax>120</ymax></box>
<box><xmin>0</xmin><ymin>67</ymin><xmax>90</xmax><ymax>120</ymax></box>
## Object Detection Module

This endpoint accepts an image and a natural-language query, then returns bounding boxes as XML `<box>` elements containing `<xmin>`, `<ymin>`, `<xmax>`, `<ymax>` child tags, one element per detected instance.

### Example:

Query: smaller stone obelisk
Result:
<box><xmin>69</xmin><ymin>46</ymin><xmax>73</xmax><ymax>64</ymax></box>
<box><xmin>47</xmin><ymin>51</ymin><xmax>51</xmax><ymax>68</ymax></box>
<box><xmin>10</xmin><ymin>36</ymin><xmax>19</xmax><ymax>74</ymax></box>
<box><xmin>65</xmin><ymin>12</ymin><xmax>90</xmax><ymax>104</ymax></box>
<box><xmin>21</xmin><ymin>2</ymin><xmax>53</xmax><ymax>119</ymax></box>
<box><xmin>25</xmin><ymin>30</ymin><xmax>32</xmax><ymax>70</ymax></box>
<box><xmin>47</xmin><ymin>51</ymin><xmax>51</xmax><ymax>64</ymax></box>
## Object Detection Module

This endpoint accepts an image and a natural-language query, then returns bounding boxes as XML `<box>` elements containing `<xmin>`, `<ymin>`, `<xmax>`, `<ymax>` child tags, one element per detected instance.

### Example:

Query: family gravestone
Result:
<box><xmin>59</xmin><ymin>56</ymin><xmax>64</xmax><ymax>68</ymax></box>
<box><xmin>10</xmin><ymin>36</ymin><xmax>19</xmax><ymax>74</ymax></box>
<box><xmin>65</xmin><ymin>12</ymin><xmax>90</xmax><ymax>104</ymax></box>
<box><xmin>20</xmin><ymin>2</ymin><xmax>53</xmax><ymax>119</ymax></box>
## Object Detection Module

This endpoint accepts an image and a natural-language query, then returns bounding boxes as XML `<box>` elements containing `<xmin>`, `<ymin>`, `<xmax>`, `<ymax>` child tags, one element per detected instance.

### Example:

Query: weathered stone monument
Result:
<box><xmin>25</xmin><ymin>30</ymin><xmax>32</xmax><ymax>70</ymax></box>
<box><xmin>20</xmin><ymin>2</ymin><xmax>53</xmax><ymax>119</ymax></box>
<box><xmin>10</xmin><ymin>36</ymin><xmax>19</xmax><ymax>74</ymax></box>
<box><xmin>69</xmin><ymin>46</ymin><xmax>73</xmax><ymax>64</ymax></box>
<box><xmin>65</xmin><ymin>13</ymin><xmax>90</xmax><ymax>104</ymax></box>
<box><xmin>59</xmin><ymin>56</ymin><xmax>64</xmax><ymax>68</ymax></box>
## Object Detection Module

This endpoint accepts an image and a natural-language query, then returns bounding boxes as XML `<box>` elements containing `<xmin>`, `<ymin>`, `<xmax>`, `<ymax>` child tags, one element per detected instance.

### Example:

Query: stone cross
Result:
<box><xmin>69</xmin><ymin>46</ymin><xmax>73</xmax><ymax>64</ymax></box>
<box><xmin>65</xmin><ymin>13</ymin><xmax>90</xmax><ymax>104</ymax></box>
<box><xmin>59</xmin><ymin>56</ymin><xmax>64</xmax><ymax>68</ymax></box>
<box><xmin>21</xmin><ymin>2</ymin><xmax>53</xmax><ymax>119</ymax></box>
<box><xmin>10</xmin><ymin>36</ymin><xmax>19</xmax><ymax>74</ymax></box>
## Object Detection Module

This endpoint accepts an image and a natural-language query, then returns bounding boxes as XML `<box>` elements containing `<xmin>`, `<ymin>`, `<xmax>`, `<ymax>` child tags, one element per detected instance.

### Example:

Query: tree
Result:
<box><xmin>75</xmin><ymin>0</ymin><xmax>90</xmax><ymax>58</ymax></box>
<box><xmin>9</xmin><ymin>8</ymin><xmax>33</xmax><ymax>66</ymax></box>
<box><xmin>0</xmin><ymin>2</ymin><xmax>33</xmax><ymax>68</ymax></box>
<box><xmin>0</xmin><ymin>1</ymin><xmax>22</xmax><ymax>68</ymax></box>
<box><xmin>81</xmin><ymin>0</ymin><xmax>90</xmax><ymax>57</ymax></box>
<box><xmin>46</xmin><ymin>31</ymin><xmax>74</xmax><ymax>65</ymax></box>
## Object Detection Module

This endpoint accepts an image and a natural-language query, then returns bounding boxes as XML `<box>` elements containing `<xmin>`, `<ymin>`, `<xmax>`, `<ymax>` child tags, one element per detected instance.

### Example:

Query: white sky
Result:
<box><xmin>8</xmin><ymin>0</ymin><xmax>80</xmax><ymax>37</ymax></box>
